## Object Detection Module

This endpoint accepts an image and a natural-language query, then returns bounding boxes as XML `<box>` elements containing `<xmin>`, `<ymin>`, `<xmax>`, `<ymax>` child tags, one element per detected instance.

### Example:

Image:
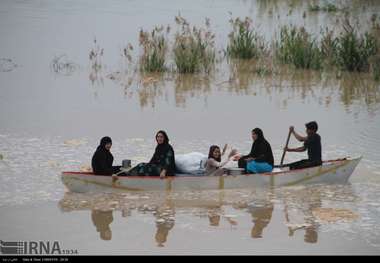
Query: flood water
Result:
<box><xmin>0</xmin><ymin>0</ymin><xmax>380</xmax><ymax>255</ymax></box>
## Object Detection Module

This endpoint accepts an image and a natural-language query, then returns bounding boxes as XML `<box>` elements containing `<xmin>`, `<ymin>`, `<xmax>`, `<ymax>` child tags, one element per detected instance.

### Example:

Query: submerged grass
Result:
<box><xmin>309</xmin><ymin>3</ymin><xmax>340</xmax><ymax>12</ymax></box>
<box><xmin>226</xmin><ymin>17</ymin><xmax>265</xmax><ymax>59</ymax></box>
<box><xmin>126</xmin><ymin>15</ymin><xmax>380</xmax><ymax>80</ymax></box>
<box><xmin>173</xmin><ymin>16</ymin><xmax>216</xmax><ymax>73</ymax></box>
<box><xmin>139</xmin><ymin>25</ymin><xmax>170</xmax><ymax>73</ymax></box>
<box><xmin>276</xmin><ymin>21</ymin><xmax>379</xmax><ymax>76</ymax></box>
<box><xmin>371</xmin><ymin>56</ymin><xmax>380</xmax><ymax>81</ymax></box>
<box><xmin>320</xmin><ymin>28</ymin><xmax>338</xmax><ymax>68</ymax></box>
<box><xmin>335</xmin><ymin>20</ymin><xmax>377</xmax><ymax>72</ymax></box>
<box><xmin>89</xmin><ymin>38</ymin><xmax>104</xmax><ymax>71</ymax></box>
<box><xmin>276</xmin><ymin>26</ymin><xmax>323</xmax><ymax>70</ymax></box>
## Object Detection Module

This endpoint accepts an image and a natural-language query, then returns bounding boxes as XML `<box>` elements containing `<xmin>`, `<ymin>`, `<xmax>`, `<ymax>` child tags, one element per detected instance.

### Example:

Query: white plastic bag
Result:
<box><xmin>176</xmin><ymin>152</ymin><xmax>207</xmax><ymax>175</ymax></box>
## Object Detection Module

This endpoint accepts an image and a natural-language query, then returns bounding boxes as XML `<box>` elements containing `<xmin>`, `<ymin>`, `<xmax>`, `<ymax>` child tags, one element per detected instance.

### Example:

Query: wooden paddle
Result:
<box><xmin>112</xmin><ymin>166</ymin><xmax>133</xmax><ymax>182</ymax></box>
<box><xmin>280</xmin><ymin>129</ymin><xmax>292</xmax><ymax>166</ymax></box>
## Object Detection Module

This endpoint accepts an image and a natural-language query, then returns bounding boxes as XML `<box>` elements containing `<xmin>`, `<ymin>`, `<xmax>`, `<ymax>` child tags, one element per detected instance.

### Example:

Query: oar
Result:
<box><xmin>112</xmin><ymin>166</ymin><xmax>133</xmax><ymax>182</ymax></box>
<box><xmin>114</xmin><ymin>166</ymin><xmax>133</xmax><ymax>175</ymax></box>
<box><xmin>279</xmin><ymin>129</ymin><xmax>292</xmax><ymax>167</ymax></box>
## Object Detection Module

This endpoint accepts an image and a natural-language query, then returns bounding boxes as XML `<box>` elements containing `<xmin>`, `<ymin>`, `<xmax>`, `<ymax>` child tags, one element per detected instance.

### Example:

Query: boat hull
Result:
<box><xmin>61</xmin><ymin>157</ymin><xmax>361</xmax><ymax>192</ymax></box>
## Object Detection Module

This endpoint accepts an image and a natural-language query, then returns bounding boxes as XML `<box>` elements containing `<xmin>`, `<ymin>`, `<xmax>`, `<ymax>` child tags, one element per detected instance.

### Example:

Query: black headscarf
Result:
<box><xmin>97</xmin><ymin>136</ymin><xmax>112</xmax><ymax>151</ymax></box>
<box><xmin>149</xmin><ymin>130</ymin><xmax>176</xmax><ymax>175</ymax></box>
<box><xmin>249</xmin><ymin>128</ymin><xmax>274</xmax><ymax>166</ymax></box>
<box><xmin>153</xmin><ymin>130</ymin><xmax>170</xmax><ymax>157</ymax></box>
<box><xmin>92</xmin><ymin>136</ymin><xmax>114</xmax><ymax>175</ymax></box>
<box><xmin>252</xmin><ymin>128</ymin><xmax>264</xmax><ymax>142</ymax></box>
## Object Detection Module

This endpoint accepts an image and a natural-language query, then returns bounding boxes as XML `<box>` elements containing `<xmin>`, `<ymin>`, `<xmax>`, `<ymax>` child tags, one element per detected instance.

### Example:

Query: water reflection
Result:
<box><xmin>91</xmin><ymin>209</ymin><xmax>113</xmax><ymax>241</ymax></box>
<box><xmin>282</xmin><ymin>186</ymin><xmax>322</xmax><ymax>244</ymax></box>
<box><xmin>50</xmin><ymin>55</ymin><xmax>79</xmax><ymax>76</ymax></box>
<box><xmin>0</xmin><ymin>58</ymin><xmax>18</xmax><ymax>72</ymax></box>
<box><xmin>208</xmin><ymin>209</ymin><xmax>221</xmax><ymax>226</ymax></box>
<box><xmin>155</xmin><ymin>207</ymin><xmax>175</xmax><ymax>247</ymax></box>
<box><xmin>138</xmin><ymin>73</ymin><xmax>167</xmax><ymax>109</ymax></box>
<box><xmin>174</xmin><ymin>73</ymin><xmax>212</xmax><ymax>108</ymax></box>
<box><xmin>101</xmin><ymin>59</ymin><xmax>380</xmax><ymax>111</ymax></box>
<box><xmin>58</xmin><ymin>184</ymin><xmax>360</xmax><ymax>246</ymax></box>
<box><xmin>248</xmin><ymin>192</ymin><xmax>274</xmax><ymax>239</ymax></box>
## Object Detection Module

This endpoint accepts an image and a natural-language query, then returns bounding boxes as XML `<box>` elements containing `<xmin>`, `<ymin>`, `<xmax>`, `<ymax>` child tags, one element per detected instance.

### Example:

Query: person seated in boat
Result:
<box><xmin>91</xmin><ymin>136</ymin><xmax>121</xmax><ymax>175</ymax></box>
<box><xmin>205</xmin><ymin>144</ymin><xmax>239</xmax><ymax>176</ymax></box>
<box><xmin>127</xmin><ymin>130</ymin><xmax>175</xmax><ymax>178</ymax></box>
<box><xmin>237</xmin><ymin>128</ymin><xmax>274</xmax><ymax>173</ymax></box>
<box><xmin>284</xmin><ymin>121</ymin><xmax>322</xmax><ymax>170</ymax></box>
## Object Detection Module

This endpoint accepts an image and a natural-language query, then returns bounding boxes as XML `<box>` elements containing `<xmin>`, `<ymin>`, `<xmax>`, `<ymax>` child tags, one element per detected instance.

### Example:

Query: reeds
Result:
<box><xmin>226</xmin><ymin>17</ymin><xmax>265</xmax><ymax>59</ymax></box>
<box><xmin>173</xmin><ymin>16</ymin><xmax>216</xmax><ymax>73</ymax></box>
<box><xmin>89</xmin><ymin>38</ymin><xmax>104</xmax><ymax>71</ymax></box>
<box><xmin>334</xmin><ymin>21</ymin><xmax>377</xmax><ymax>72</ymax></box>
<box><xmin>139</xmin><ymin>25</ymin><xmax>170</xmax><ymax>72</ymax></box>
<box><xmin>371</xmin><ymin>56</ymin><xmax>380</xmax><ymax>81</ymax></box>
<box><xmin>276</xmin><ymin>26</ymin><xmax>322</xmax><ymax>70</ymax></box>
<box><xmin>309</xmin><ymin>3</ymin><xmax>339</xmax><ymax>12</ymax></box>
<box><xmin>119</xmin><ymin>15</ymin><xmax>380</xmax><ymax>81</ymax></box>
<box><xmin>320</xmin><ymin>28</ymin><xmax>338</xmax><ymax>68</ymax></box>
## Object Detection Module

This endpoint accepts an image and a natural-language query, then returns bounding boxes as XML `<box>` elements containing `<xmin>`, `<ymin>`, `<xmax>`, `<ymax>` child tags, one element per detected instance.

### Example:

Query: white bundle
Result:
<box><xmin>176</xmin><ymin>152</ymin><xmax>207</xmax><ymax>175</ymax></box>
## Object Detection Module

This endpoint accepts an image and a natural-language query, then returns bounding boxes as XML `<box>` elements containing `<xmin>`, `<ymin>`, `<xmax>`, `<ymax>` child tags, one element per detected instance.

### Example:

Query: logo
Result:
<box><xmin>0</xmin><ymin>240</ymin><xmax>78</xmax><ymax>255</ymax></box>
<box><xmin>0</xmin><ymin>241</ymin><xmax>23</xmax><ymax>255</ymax></box>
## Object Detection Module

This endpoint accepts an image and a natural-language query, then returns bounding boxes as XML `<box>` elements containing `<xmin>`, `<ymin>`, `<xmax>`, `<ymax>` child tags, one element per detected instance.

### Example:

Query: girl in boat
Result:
<box><xmin>237</xmin><ymin>128</ymin><xmax>274</xmax><ymax>173</ymax></box>
<box><xmin>127</xmin><ymin>130</ymin><xmax>176</xmax><ymax>178</ymax></box>
<box><xmin>91</xmin><ymin>136</ymin><xmax>121</xmax><ymax>175</ymax></box>
<box><xmin>205</xmin><ymin>144</ymin><xmax>238</xmax><ymax>176</ymax></box>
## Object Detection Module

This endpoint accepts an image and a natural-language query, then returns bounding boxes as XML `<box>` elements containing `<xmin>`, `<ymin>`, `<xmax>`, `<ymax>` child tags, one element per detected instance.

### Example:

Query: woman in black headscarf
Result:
<box><xmin>91</xmin><ymin>136</ymin><xmax>121</xmax><ymax>175</ymax></box>
<box><xmin>237</xmin><ymin>128</ymin><xmax>274</xmax><ymax>173</ymax></box>
<box><xmin>127</xmin><ymin>130</ymin><xmax>176</xmax><ymax>178</ymax></box>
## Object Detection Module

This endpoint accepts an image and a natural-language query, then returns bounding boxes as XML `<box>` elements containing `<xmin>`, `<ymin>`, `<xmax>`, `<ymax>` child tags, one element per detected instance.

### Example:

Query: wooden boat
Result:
<box><xmin>61</xmin><ymin>157</ymin><xmax>361</xmax><ymax>192</ymax></box>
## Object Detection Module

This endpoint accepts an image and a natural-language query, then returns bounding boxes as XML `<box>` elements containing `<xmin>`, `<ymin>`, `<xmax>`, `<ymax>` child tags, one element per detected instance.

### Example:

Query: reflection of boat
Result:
<box><xmin>61</xmin><ymin>157</ymin><xmax>361</xmax><ymax>192</ymax></box>
<box><xmin>58</xmin><ymin>183</ymin><xmax>358</xmax><ymax>245</ymax></box>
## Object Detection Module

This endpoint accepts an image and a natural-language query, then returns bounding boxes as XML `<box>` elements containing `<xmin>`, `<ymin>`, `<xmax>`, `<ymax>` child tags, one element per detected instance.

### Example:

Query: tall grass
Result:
<box><xmin>276</xmin><ymin>26</ymin><xmax>323</xmax><ymax>70</ymax></box>
<box><xmin>226</xmin><ymin>17</ymin><xmax>265</xmax><ymax>59</ymax></box>
<box><xmin>335</xmin><ymin>21</ymin><xmax>377</xmax><ymax>72</ymax></box>
<box><xmin>371</xmin><ymin>56</ymin><xmax>380</xmax><ymax>81</ymax></box>
<box><xmin>139</xmin><ymin>25</ymin><xmax>170</xmax><ymax>73</ymax></box>
<box><xmin>173</xmin><ymin>16</ymin><xmax>216</xmax><ymax>73</ymax></box>
<box><xmin>309</xmin><ymin>3</ymin><xmax>339</xmax><ymax>12</ymax></box>
<box><xmin>320</xmin><ymin>28</ymin><xmax>338</xmax><ymax>68</ymax></box>
<box><xmin>370</xmin><ymin>19</ymin><xmax>380</xmax><ymax>80</ymax></box>
<box><xmin>130</xmin><ymin>15</ymin><xmax>380</xmax><ymax>80</ymax></box>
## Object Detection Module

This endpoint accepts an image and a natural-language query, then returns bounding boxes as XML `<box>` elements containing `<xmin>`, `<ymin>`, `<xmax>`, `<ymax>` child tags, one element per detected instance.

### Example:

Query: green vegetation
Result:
<box><xmin>275</xmin><ymin>21</ymin><xmax>379</xmax><ymax>77</ymax></box>
<box><xmin>139</xmin><ymin>26</ymin><xmax>169</xmax><ymax>72</ymax></box>
<box><xmin>335</xmin><ymin>22</ymin><xmax>377</xmax><ymax>72</ymax></box>
<box><xmin>226</xmin><ymin>17</ymin><xmax>265</xmax><ymax>59</ymax></box>
<box><xmin>128</xmin><ymin>15</ymin><xmax>380</xmax><ymax>81</ymax></box>
<box><xmin>173</xmin><ymin>16</ymin><xmax>216</xmax><ymax>73</ymax></box>
<box><xmin>320</xmin><ymin>28</ymin><xmax>338</xmax><ymax>67</ymax></box>
<box><xmin>372</xmin><ymin>56</ymin><xmax>380</xmax><ymax>80</ymax></box>
<box><xmin>276</xmin><ymin>26</ymin><xmax>322</xmax><ymax>70</ymax></box>
<box><xmin>309</xmin><ymin>3</ymin><xmax>339</xmax><ymax>12</ymax></box>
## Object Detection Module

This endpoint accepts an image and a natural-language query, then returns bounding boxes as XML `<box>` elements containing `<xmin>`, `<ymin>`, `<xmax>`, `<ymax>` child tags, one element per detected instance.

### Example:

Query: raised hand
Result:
<box><xmin>222</xmin><ymin>144</ymin><xmax>228</xmax><ymax>155</ymax></box>
<box><xmin>228</xmin><ymin>148</ymin><xmax>238</xmax><ymax>158</ymax></box>
<box><xmin>160</xmin><ymin>169</ymin><xmax>167</xmax><ymax>179</ymax></box>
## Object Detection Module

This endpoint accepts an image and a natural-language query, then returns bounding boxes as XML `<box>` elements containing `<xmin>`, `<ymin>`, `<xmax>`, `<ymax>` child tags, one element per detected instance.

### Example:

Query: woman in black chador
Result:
<box><xmin>91</xmin><ymin>136</ymin><xmax>120</xmax><ymax>175</ymax></box>
<box><xmin>127</xmin><ymin>130</ymin><xmax>176</xmax><ymax>178</ymax></box>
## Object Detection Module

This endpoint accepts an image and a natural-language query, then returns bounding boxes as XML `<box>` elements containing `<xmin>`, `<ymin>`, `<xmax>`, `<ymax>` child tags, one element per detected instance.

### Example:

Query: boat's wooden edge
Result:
<box><xmin>61</xmin><ymin>156</ymin><xmax>361</xmax><ymax>179</ymax></box>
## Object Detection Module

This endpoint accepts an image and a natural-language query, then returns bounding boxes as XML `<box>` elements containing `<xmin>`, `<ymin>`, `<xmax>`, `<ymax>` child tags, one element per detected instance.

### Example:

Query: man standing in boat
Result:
<box><xmin>284</xmin><ymin>121</ymin><xmax>322</xmax><ymax>170</ymax></box>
